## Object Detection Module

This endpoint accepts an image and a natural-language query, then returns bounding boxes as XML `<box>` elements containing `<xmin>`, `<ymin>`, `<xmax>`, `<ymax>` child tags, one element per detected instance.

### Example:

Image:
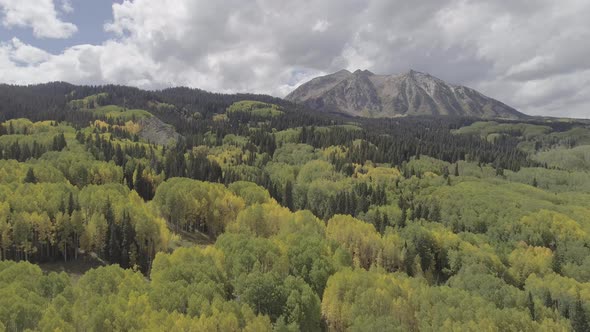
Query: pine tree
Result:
<box><xmin>67</xmin><ymin>192</ymin><xmax>76</xmax><ymax>215</ymax></box>
<box><xmin>51</xmin><ymin>134</ymin><xmax>64</xmax><ymax>151</ymax></box>
<box><xmin>397</xmin><ymin>195</ymin><xmax>405</xmax><ymax>210</ymax></box>
<box><xmin>134</xmin><ymin>163</ymin><xmax>146</xmax><ymax>199</ymax></box>
<box><xmin>58</xmin><ymin>133</ymin><xmax>67</xmax><ymax>150</ymax></box>
<box><xmin>572</xmin><ymin>297</ymin><xmax>589</xmax><ymax>332</ymax></box>
<box><xmin>552</xmin><ymin>249</ymin><xmax>563</xmax><ymax>274</ymax></box>
<box><xmin>10</xmin><ymin>141</ymin><xmax>21</xmax><ymax>160</ymax></box>
<box><xmin>543</xmin><ymin>290</ymin><xmax>553</xmax><ymax>309</ymax></box>
<box><xmin>104</xmin><ymin>199</ymin><xmax>120</xmax><ymax>262</ymax></box>
<box><xmin>75</xmin><ymin>130</ymin><xmax>85</xmax><ymax>144</ymax></box>
<box><xmin>59</xmin><ymin>199</ymin><xmax>67</xmax><ymax>214</ymax></box>
<box><xmin>120</xmin><ymin>210</ymin><xmax>135</xmax><ymax>268</ymax></box>
<box><xmin>24</xmin><ymin>167</ymin><xmax>37</xmax><ymax>184</ymax></box>
<box><xmin>412</xmin><ymin>254</ymin><xmax>423</xmax><ymax>278</ymax></box>
<box><xmin>104</xmin><ymin>199</ymin><xmax>115</xmax><ymax>225</ymax></box>
<box><xmin>399</xmin><ymin>208</ymin><xmax>407</xmax><ymax>228</ymax></box>
<box><xmin>429</xmin><ymin>202</ymin><xmax>441</xmax><ymax>222</ymax></box>
<box><xmin>374</xmin><ymin>210</ymin><xmax>382</xmax><ymax>233</ymax></box>
<box><xmin>527</xmin><ymin>291</ymin><xmax>535</xmax><ymax>320</ymax></box>
<box><xmin>284</xmin><ymin>180</ymin><xmax>294</xmax><ymax>211</ymax></box>
<box><xmin>413</xmin><ymin>204</ymin><xmax>422</xmax><ymax>221</ymax></box>
<box><xmin>108</xmin><ymin>219</ymin><xmax>120</xmax><ymax>264</ymax></box>
<box><xmin>21</xmin><ymin>144</ymin><xmax>31</xmax><ymax>161</ymax></box>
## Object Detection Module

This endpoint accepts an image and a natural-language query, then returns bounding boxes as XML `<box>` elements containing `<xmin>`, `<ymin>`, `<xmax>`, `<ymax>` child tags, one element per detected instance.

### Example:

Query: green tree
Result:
<box><xmin>572</xmin><ymin>297</ymin><xmax>589</xmax><ymax>332</ymax></box>
<box><xmin>24</xmin><ymin>167</ymin><xmax>37</xmax><ymax>184</ymax></box>
<box><xmin>527</xmin><ymin>291</ymin><xmax>535</xmax><ymax>320</ymax></box>
<box><xmin>284</xmin><ymin>180</ymin><xmax>294</xmax><ymax>211</ymax></box>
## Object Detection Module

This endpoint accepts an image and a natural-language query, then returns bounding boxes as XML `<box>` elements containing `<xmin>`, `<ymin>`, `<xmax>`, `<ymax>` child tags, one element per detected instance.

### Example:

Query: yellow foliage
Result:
<box><xmin>93</xmin><ymin>120</ymin><xmax>110</xmax><ymax>129</ymax></box>
<box><xmin>519</xmin><ymin>209</ymin><xmax>587</xmax><ymax>245</ymax></box>
<box><xmin>355</xmin><ymin>164</ymin><xmax>401</xmax><ymax>186</ymax></box>
<box><xmin>508</xmin><ymin>243</ymin><xmax>553</xmax><ymax>285</ymax></box>
<box><xmin>213</xmin><ymin>114</ymin><xmax>228</xmax><ymax>122</ymax></box>
<box><xmin>326</xmin><ymin>215</ymin><xmax>382</xmax><ymax>269</ymax></box>
<box><xmin>122</xmin><ymin>121</ymin><xmax>141</xmax><ymax>134</ymax></box>
<box><xmin>320</xmin><ymin>145</ymin><xmax>348</xmax><ymax>159</ymax></box>
<box><xmin>227</xmin><ymin>203</ymin><xmax>292</xmax><ymax>238</ymax></box>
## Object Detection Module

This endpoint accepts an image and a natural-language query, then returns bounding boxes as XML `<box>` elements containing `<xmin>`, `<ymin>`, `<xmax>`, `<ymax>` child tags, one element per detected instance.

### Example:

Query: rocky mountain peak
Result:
<box><xmin>286</xmin><ymin>69</ymin><xmax>525</xmax><ymax>119</ymax></box>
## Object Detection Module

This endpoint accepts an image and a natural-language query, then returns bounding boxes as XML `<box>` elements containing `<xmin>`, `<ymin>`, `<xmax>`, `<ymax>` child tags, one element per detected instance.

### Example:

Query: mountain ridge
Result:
<box><xmin>286</xmin><ymin>69</ymin><xmax>526</xmax><ymax>119</ymax></box>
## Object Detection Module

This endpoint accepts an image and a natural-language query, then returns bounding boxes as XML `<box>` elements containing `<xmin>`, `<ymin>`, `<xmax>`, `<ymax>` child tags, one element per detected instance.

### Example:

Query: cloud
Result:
<box><xmin>0</xmin><ymin>0</ymin><xmax>589</xmax><ymax>118</ymax></box>
<box><xmin>60</xmin><ymin>0</ymin><xmax>73</xmax><ymax>14</ymax></box>
<box><xmin>0</xmin><ymin>0</ymin><xmax>77</xmax><ymax>38</ymax></box>
<box><xmin>2</xmin><ymin>38</ymin><xmax>51</xmax><ymax>65</ymax></box>
<box><xmin>312</xmin><ymin>20</ymin><xmax>331</xmax><ymax>33</ymax></box>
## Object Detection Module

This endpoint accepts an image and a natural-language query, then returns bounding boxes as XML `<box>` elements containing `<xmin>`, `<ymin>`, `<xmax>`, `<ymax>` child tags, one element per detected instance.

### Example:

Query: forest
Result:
<box><xmin>1</xmin><ymin>82</ymin><xmax>590</xmax><ymax>331</ymax></box>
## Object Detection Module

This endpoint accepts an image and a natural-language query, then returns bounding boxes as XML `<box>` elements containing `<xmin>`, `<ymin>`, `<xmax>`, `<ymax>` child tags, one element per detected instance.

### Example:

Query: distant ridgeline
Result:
<box><xmin>1</xmin><ymin>82</ymin><xmax>590</xmax><ymax>330</ymax></box>
<box><xmin>0</xmin><ymin>82</ymin><xmax>549</xmax><ymax>170</ymax></box>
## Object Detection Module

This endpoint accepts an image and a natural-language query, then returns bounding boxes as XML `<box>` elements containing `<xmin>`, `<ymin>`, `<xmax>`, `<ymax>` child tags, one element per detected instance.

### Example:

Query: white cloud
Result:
<box><xmin>60</xmin><ymin>0</ymin><xmax>73</xmax><ymax>14</ymax></box>
<box><xmin>0</xmin><ymin>0</ymin><xmax>77</xmax><ymax>39</ymax></box>
<box><xmin>2</xmin><ymin>38</ymin><xmax>51</xmax><ymax>64</ymax></box>
<box><xmin>0</xmin><ymin>0</ymin><xmax>589</xmax><ymax>118</ymax></box>
<box><xmin>312</xmin><ymin>20</ymin><xmax>330</xmax><ymax>33</ymax></box>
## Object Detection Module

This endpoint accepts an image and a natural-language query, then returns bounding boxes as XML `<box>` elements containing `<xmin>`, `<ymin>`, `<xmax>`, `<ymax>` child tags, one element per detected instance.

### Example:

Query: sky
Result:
<box><xmin>0</xmin><ymin>0</ymin><xmax>589</xmax><ymax>118</ymax></box>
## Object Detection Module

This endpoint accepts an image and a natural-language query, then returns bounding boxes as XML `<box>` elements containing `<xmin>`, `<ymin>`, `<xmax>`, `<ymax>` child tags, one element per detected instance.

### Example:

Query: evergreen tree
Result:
<box><xmin>284</xmin><ymin>180</ymin><xmax>294</xmax><ymax>211</ymax></box>
<box><xmin>552</xmin><ymin>249</ymin><xmax>563</xmax><ymax>274</ymax></box>
<box><xmin>381</xmin><ymin>213</ymin><xmax>389</xmax><ymax>234</ymax></box>
<box><xmin>527</xmin><ymin>291</ymin><xmax>535</xmax><ymax>320</ymax></box>
<box><xmin>67</xmin><ymin>192</ymin><xmax>76</xmax><ymax>215</ymax></box>
<box><xmin>134</xmin><ymin>163</ymin><xmax>147</xmax><ymax>199</ymax></box>
<box><xmin>572</xmin><ymin>297</ymin><xmax>589</xmax><ymax>332</ymax></box>
<box><xmin>429</xmin><ymin>203</ymin><xmax>441</xmax><ymax>222</ymax></box>
<box><xmin>399</xmin><ymin>208</ymin><xmax>407</xmax><ymax>228</ymax></box>
<box><xmin>442</xmin><ymin>166</ymin><xmax>450</xmax><ymax>179</ymax></box>
<box><xmin>24</xmin><ymin>167</ymin><xmax>37</xmax><ymax>184</ymax></box>
<box><xmin>104</xmin><ymin>199</ymin><xmax>120</xmax><ymax>263</ymax></box>
<box><xmin>120</xmin><ymin>210</ymin><xmax>136</xmax><ymax>268</ymax></box>
<box><xmin>543</xmin><ymin>290</ymin><xmax>553</xmax><ymax>309</ymax></box>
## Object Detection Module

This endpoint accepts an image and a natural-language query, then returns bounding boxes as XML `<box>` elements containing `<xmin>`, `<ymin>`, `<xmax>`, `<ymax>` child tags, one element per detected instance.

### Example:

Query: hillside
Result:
<box><xmin>286</xmin><ymin>69</ymin><xmax>526</xmax><ymax>119</ymax></box>
<box><xmin>1</xmin><ymin>82</ymin><xmax>590</xmax><ymax>330</ymax></box>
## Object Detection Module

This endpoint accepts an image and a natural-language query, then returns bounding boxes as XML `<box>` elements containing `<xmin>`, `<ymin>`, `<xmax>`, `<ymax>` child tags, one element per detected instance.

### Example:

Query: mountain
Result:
<box><xmin>286</xmin><ymin>69</ymin><xmax>526</xmax><ymax>119</ymax></box>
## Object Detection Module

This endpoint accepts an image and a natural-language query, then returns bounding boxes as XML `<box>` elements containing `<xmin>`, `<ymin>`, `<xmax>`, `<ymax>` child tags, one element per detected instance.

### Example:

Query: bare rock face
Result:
<box><xmin>137</xmin><ymin>117</ymin><xmax>181</xmax><ymax>146</ymax></box>
<box><xmin>286</xmin><ymin>69</ymin><xmax>526</xmax><ymax>119</ymax></box>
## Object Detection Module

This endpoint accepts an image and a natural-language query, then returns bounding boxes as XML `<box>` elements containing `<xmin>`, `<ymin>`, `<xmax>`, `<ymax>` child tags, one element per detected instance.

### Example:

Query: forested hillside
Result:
<box><xmin>1</xmin><ymin>83</ymin><xmax>590</xmax><ymax>331</ymax></box>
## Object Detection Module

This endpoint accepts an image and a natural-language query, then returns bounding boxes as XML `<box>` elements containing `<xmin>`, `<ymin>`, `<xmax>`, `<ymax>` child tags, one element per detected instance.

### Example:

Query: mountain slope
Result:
<box><xmin>286</xmin><ymin>69</ymin><xmax>526</xmax><ymax>119</ymax></box>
